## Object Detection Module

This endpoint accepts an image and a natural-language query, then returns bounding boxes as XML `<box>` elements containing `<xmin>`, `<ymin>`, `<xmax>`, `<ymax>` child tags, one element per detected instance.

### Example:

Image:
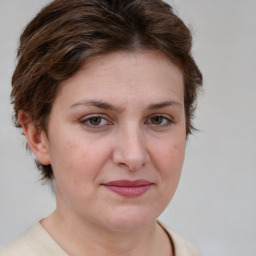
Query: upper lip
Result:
<box><xmin>103</xmin><ymin>179</ymin><xmax>153</xmax><ymax>187</ymax></box>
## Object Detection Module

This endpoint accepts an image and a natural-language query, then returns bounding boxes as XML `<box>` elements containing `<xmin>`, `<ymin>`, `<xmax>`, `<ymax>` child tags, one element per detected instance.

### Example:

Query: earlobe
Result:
<box><xmin>18</xmin><ymin>111</ymin><xmax>51</xmax><ymax>165</ymax></box>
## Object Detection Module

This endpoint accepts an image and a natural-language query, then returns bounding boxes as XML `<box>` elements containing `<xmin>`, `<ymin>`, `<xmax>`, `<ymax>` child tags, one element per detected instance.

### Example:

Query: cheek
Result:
<box><xmin>49</xmin><ymin>140</ymin><xmax>97</xmax><ymax>205</ymax></box>
<box><xmin>157</xmin><ymin>138</ymin><xmax>185</xmax><ymax>164</ymax></box>
<box><xmin>49</xmin><ymin>135</ymin><xmax>111</xmax><ymax>184</ymax></box>
<box><xmin>148</xmin><ymin>137</ymin><xmax>186</xmax><ymax>214</ymax></box>
<box><xmin>152</xmin><ymin>136</ymin><xmax>186</xmax><ymax>182</ymax></box>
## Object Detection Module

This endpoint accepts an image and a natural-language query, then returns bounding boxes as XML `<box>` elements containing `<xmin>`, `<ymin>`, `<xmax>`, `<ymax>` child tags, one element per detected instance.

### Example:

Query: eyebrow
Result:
<box><xmin>147</xmin><ymin>100</ymin><xmax>183</xmax><ymax>110</ymax></box>
<box><xmin>70</xmin><ymin>99</ymin><xmax>182</xmax><ymax>111</ymax></box>
<box><xmin>70</xmin><ymin>100</ymin><xmax>121</xmax><ymax>112</ymax></box>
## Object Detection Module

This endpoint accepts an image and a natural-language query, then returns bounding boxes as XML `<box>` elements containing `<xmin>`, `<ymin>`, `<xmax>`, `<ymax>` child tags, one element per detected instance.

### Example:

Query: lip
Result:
<box><xmin>102</xmin><ymin>179</ymin><xmax>153</xmax><ymax>198</ymax></box>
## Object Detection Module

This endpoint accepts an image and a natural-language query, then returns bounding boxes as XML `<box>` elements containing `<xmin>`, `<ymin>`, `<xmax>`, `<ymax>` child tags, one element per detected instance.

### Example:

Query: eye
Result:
<box><xmin>88</xmin><ymin>116</ymin><xmax>104</xmax><ymax>126</ymax></box>
<box><xmin>80</xmin><ymin>115</ymin><xmax>110</xmax><ymax>128</ymax></box>
<box><xmin>145</xmin><ymin>115</ymin><xmax>173</xmax><ymax>127</ymax></box>
<box><xmin>150</xmin><ymin>116</ymin><xmax>163</xmax><ymax>125</ymax></box>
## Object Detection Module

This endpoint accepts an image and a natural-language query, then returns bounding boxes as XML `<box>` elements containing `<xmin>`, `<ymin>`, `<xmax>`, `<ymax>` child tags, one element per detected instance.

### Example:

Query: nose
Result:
<box><xmin>112</xmin><ymin>124</ymin><xmax>150</xmax><ymax>171</ymax></box>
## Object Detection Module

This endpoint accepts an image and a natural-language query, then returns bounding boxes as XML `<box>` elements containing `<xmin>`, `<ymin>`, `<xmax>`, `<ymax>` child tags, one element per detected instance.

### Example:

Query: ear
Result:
<box><xmin>18</xmin><ymin>111</ymin><xmax>51</xmax><ymax>165</ymax></box>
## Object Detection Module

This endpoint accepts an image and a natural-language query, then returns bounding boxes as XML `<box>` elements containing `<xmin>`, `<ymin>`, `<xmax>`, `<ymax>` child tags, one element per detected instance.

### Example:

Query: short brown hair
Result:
<box><xmin>11</xmin><ymin>0</ymin><xmax>202</xmax><ymax>180</ymax></box>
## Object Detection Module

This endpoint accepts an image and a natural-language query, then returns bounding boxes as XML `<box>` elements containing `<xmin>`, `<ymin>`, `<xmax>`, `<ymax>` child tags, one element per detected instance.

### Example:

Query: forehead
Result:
<box><xmin>55</xmin><ymin>50</ymin><xmax>184</xmax><ymax>108</ymax></box>
<box><xmin>77</xmin><ymin>50</ymin><xmax>183</xmax><ymax>84</ymax></box>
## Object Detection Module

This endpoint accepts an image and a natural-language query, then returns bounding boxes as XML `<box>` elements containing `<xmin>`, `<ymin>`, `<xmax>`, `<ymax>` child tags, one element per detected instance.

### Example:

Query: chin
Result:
<box><xmin>102</xmin><ymin>206</ymin><xmax>159</xmax><ymax>232</ymax></box>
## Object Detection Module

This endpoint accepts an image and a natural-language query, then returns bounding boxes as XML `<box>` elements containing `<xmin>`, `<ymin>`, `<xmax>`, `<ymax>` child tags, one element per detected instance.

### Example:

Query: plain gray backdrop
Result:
<box><xmin>0</xmin><ymin>0</ymin><xmax>255</xmax><ymax>255</ymax></box>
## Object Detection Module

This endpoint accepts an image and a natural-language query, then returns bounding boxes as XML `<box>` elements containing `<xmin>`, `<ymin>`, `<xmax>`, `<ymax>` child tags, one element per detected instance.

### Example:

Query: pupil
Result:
<box><xmin>152</xmin><ymin>116</ymin><xmax>162</xmax><ymax>124</ymax></box>
<box><xmin>90</xmin><ymin>117</ymin><xmax>101</xmax><ymax>125</ymax></box>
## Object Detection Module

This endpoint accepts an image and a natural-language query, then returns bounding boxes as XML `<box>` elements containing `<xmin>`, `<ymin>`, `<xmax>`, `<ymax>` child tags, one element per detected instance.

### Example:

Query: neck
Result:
<box><xmin>41</xmin><ymin>209</ymin><xmax>172</xmax><ymax>256</ymax></box>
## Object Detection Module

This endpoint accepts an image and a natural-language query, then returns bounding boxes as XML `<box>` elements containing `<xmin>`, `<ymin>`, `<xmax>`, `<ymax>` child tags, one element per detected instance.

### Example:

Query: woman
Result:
<box><xmin>0</xmin><ymin>0</ymin><xmax>202</xmax><ymax>255</ymax></box>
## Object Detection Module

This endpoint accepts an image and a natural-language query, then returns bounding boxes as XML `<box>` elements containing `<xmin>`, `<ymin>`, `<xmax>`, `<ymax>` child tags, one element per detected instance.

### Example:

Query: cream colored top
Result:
<box><xmin>0</xmin><ymin>222</ymin><xmax>199</xmax><ymax>256</ymax></box>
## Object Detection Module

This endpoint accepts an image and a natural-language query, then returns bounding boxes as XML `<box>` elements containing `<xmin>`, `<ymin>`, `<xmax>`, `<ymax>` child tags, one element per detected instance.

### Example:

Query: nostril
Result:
<box><xmin>113</xmin><ymin>147</ymin><xmax>150</xmax><ymax>171</ymax></box>
<box><xmin>112</xmin><ymin>129</ymin><xmax>150</xmax><ymax>171</ymax></box>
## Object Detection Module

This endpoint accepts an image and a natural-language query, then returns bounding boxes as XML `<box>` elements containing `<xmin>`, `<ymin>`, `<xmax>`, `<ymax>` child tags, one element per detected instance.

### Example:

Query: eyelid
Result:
<box><xmin>145</xmin><ymin>114</ymin><xmax>174</xmax><ymax>126</ymax></box>
<box><xmin>79</xmin><ymin>114</ymin><xmax>112</xmax><ymax>128</ymax></box>
<box><xmin>79</xmin><ymin>113</ymin><xmax>174</xmax><ymax>130</ymax></box>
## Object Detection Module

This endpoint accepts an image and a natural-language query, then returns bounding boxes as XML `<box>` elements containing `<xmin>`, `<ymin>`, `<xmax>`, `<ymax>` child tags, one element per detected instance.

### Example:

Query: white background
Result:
<box><xmin>0</xmin><ymin>0</ymin><xmax>255</xmax><ymax>255</ymax></box>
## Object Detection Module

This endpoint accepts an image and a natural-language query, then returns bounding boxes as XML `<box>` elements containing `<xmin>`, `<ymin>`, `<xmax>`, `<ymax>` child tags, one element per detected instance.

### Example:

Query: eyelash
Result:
<box><xmin>145</xmin><ymin>115</ymin><xmax>173</xmax><ymax>127</ymax></box>
<box><xmin>79</xmin><ymin>114</ymin><xmax>173</xmax><ymax>129</ymax></box>
<box><xmin>80</xmin><ymin>115</ymin><xmax>111</xmax><ymax>129</ymax></box>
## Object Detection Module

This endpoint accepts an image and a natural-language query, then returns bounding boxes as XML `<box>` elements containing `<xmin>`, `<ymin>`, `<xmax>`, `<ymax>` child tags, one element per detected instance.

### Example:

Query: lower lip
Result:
<box><xmin>103</xmin><ymin>184</ymin><xmax>152</xmax><ymax>197</ymax></box>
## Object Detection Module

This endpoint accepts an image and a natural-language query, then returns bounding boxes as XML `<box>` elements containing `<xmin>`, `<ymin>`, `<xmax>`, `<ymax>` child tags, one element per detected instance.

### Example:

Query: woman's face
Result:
<box><xmin>41</xmin><ymin>51</ymin><xmax>186</xmax><ymax>231</ymax></box>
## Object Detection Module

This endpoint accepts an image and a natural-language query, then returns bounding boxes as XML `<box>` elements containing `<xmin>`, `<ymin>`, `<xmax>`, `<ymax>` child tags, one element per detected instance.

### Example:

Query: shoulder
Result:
<box><xmin>0</xmin><ymin>227</ymin><xmax>35</xmax><ymax>256</ymax></box>
<box><xmin>0</xmin><ymin>222</ymin><xmax>68</xmax><ymax>256</ymax></box>
<box><xmin>158</xmin><ymin>221</ymin><xmax>199</xmax><ymax>256</ymax></box>
<box><xmin>167</xmin><ymin>228</ymin><xmax>199</xmax><ymax>256</ymax></box>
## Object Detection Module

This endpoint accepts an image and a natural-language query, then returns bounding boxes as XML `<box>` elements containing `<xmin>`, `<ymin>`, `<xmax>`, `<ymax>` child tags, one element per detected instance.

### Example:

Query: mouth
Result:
<box><xmin>102</xmin><ymin>179</ymin><xmax>153</xmax><ymax>198</ymax></box>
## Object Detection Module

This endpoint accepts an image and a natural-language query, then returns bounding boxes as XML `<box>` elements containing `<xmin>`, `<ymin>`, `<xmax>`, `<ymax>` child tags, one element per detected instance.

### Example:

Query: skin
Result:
<box><xmin>20</xmin><ymin>50</ymin><xmax>186</xmax><ymax>256</ymax></box>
